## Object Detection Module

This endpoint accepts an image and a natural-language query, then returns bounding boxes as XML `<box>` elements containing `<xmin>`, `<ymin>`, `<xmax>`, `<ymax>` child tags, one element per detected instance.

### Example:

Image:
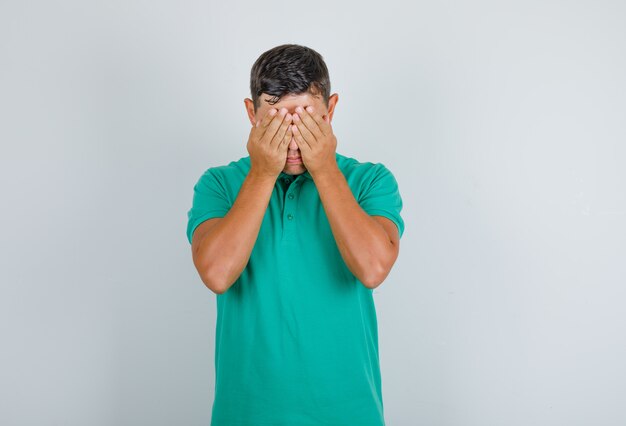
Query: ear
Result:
<box><xmin>244</xmin><ymin>98</ymin><xmax>257</xmax><ymax>127</ymax></box>
<box><xmin>325</xmin><ymin>93</ymin><xmax>339</xmax><ymax>123</ymax></box>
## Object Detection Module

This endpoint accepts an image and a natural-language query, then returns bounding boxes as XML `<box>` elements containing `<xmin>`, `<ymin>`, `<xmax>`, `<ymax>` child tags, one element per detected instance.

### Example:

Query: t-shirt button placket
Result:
<box><xmin>284</xmin><ymin>178</ymin><xmax>296</xmax><ymax>225</ymax></box>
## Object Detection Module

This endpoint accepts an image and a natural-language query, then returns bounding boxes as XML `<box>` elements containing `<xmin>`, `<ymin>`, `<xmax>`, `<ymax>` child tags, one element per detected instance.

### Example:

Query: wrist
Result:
<box><xmin>248</xmin><ymin>167</ymin><xmax>278</xmax><ymax>183</ymax></box>
<box><xmin>309</xmin><ymin>162</ymin><xmax>341</xmax><ymax>182</ymax></box>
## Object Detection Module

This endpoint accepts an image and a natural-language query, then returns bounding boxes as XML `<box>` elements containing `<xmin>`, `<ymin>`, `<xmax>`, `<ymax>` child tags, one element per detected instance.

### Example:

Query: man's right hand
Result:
<box><xmin>247</xmin><ymin>107</ymin><xmax>293</xmax><ymax>178</ymax></box>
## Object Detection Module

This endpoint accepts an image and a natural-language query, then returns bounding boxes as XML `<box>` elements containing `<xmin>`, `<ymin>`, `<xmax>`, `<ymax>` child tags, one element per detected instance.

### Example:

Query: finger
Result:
<box><xmin>270</xmin><ymin>112</ymin><xmax>292</xmax><ymax>147</ymax></box>
<box><xmin>291</xmin><ymin>122</ymin><xmax>311</xmax><ymax>151</ymax></box>
<box><xmin>262</xmin><ymin>107</ymin><xmax>289</xmax><ymax>142</ymax></box>
<box><xmin>256</xmin><ymin>107</ymin><xmax>277</xmax><ymax>129</ymax></box>
<box><xmin>292</xmin><ymin>114</ymin><xmax>316</xmax><ymax>146</ymax></box>
<box><xmin>256</xmin><ymin>107</ymin><xmax>281</xmax><ymax>139</ymax></box>
<box><xmin>304</xmin><ymin>106</ymin><xmax>328</xmax><ymax>135</ymax></box>
<box><xmin>280</xmin><ymin>124</ymin><xmax>293</xmax><ymax>149</ymax></box>
<box><xmin>308</xmin><ymin>106</ymin><xmax>332</xmax><ymax>136</ymax></box>
<box><xmin>295</xmin><ymin>106</ymin><xmax>324</xmax><ymax>139</ymax></box>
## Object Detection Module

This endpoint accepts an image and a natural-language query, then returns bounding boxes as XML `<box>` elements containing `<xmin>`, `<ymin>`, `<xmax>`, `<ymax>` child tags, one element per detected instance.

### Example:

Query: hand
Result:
<box><xmin>291</xmin><ymin>105</ymin><xmax>337</xmax><ymax>175</ymax></box>
<box><xmin>247</xmin><ymin>107</ymin><xmax>293</xmax><ymax>178</ymax></box>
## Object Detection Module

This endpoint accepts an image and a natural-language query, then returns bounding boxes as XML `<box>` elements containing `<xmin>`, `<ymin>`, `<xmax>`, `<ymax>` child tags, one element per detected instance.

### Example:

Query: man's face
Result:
<box><xmin>245</xmin><ymin>92</ymin><xmax>336</xmax><ymax>175</ymax></box>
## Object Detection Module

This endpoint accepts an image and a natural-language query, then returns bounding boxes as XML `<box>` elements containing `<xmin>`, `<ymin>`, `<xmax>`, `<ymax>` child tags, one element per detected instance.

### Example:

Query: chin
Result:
<box><xmin>283</xmin><ymin>163</ymin><xmax>306</xmax><ymax>175</ymax></box>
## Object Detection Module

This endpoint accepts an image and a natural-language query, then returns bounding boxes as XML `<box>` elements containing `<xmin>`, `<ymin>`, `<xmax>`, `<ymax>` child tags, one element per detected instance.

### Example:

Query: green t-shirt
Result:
<box><xmin>186</xmin><ymin>152</ymin><xmax>405</xmax><ymax>425</ymax></box>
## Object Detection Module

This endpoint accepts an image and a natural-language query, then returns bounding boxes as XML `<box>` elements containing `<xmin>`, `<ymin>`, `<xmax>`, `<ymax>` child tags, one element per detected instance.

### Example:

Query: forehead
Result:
<box><xmin>259</xmin><ymin>93</ymin><xmax>323</xmax><ymax>112</ymax></box>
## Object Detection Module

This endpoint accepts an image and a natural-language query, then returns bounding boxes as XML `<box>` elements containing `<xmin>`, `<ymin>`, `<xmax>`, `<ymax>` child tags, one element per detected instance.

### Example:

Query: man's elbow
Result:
<box><xmin>359</xmin><ymin>263</ymin><xmax>390</xmax><ymax>289</ymax></box>
<box><xmin>199</xmin><ymin>264</ymin><xmax>233</xmax><ymax>295</ymax></box>
<box><xmin>200</xmin><ymin>272</ymin><xmax>226</xmax><ymax>294</ymax></box>
<box><xmin>362</xmin><ymin>244</ymin><xmax>401</xmax><ymax>288</ymax></box>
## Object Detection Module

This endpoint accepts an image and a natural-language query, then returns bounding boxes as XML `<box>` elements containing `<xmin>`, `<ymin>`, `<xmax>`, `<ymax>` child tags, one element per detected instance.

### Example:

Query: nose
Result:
<box><xmin>288</xmin><ymin>135</ymin><xmax>298</xmax><ymax>150</ymax></box>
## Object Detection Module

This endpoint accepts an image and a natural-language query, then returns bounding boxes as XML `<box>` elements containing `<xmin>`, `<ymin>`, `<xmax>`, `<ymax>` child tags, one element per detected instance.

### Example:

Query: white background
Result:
<box><xmin>1</xmin><ymin>0</ymin><xmax>624</xmax><ymax>424</ymax></box>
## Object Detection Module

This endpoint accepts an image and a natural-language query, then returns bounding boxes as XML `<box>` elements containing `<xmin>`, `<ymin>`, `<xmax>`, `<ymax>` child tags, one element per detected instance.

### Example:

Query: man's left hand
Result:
<box><xmin>292</xmin><ymin>106</ymin><xmax>337</xmax><ymax>175</ymax></box>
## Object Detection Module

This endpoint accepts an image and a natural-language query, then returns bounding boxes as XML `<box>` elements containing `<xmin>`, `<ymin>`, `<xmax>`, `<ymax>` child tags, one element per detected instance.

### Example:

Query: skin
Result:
<box><xmin>191</xmin><ymin>91</ymin><xmax>400</xmax><ymax>293</ymax></box>
<box><xmin>244</xmin><ymin>92</ymin><xmax>338</xmax><ymax>176</ymax></box>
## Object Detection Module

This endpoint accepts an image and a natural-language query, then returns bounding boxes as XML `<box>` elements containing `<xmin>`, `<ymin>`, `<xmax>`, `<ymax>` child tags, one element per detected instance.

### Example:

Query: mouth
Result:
<box><xmin>286</xmin><ymin>156</ymin><xmax>302</xmax><ymax>164</ymax></box>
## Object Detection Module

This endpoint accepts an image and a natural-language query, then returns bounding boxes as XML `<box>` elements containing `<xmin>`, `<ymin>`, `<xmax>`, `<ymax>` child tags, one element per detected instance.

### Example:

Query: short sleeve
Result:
<box><xmin>358</xmin><ymin>163</ymin><xmax>405</xmax><ymax>238</ymax></box>
<box><xmin>186</xmin><ymin>169</ymin><xmax>231</xmax><ymax>244</ymax></box>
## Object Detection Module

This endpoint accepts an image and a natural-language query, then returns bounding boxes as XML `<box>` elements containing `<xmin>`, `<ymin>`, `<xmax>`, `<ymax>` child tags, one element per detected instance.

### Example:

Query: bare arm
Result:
<box><xmin>290</xmin><ymin>104</ymin><xmax>400</xmax><ymax>289</ymax></box>
<box><xmin>312</xmin><ymin>165</ymin><xmax>400</xmax><ymax>289</ymax></box>
<box><xmin>191</xmin><ymin>106</ymin><xmax>293</xmax><ymax>294</ymax></box>
<box><xmin>191</xmin><ymin>170</ymin><xmax>276</xmax><ymax>294</ymax></box>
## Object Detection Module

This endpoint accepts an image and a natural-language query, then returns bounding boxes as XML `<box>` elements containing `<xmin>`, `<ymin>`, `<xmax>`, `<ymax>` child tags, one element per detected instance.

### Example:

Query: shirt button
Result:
<box><xmin>287</xmin><ymin>193</ymin><xmax>294</xmax><ymax>199</ymax></box>
<box><xmin>287</xmin><ymin>214</ymin><xmax>294</xmax><ymax>220</ymax></box>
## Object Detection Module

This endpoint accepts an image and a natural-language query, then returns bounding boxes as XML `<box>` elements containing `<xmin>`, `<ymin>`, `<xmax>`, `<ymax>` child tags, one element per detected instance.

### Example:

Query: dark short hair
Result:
<box><xmin>249</xmin><ymin>44</ymin><xmax>331</xmax><ymax>112</ymax></box>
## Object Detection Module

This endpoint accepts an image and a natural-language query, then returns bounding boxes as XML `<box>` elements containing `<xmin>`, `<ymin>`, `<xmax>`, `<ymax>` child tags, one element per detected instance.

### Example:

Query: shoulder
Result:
<box><xmin>195</xmin><ymin>155</ymin><xmax>251</xmax><ymax>186</ymax></box>
<box><xmin>336</xmin><ymin>152</ymin><xmax>398</xmax><ymax>187</ymax></box>
<box><xmin>203</xmin><ymin>155</ymin><xmax>251</xmax><ymax>178</ymax></box>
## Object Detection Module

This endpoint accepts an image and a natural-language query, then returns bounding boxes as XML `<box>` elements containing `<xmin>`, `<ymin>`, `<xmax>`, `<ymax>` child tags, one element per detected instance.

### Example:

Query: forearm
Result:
<box><xmin>311</xmin><ymin>165</ymin><xmax>393</xmax><ymax>288</ymax></box>
<box><xmin>196</xmin><ymin>169</ymin><xmax>275</xmax><ymax>292</ymax></box>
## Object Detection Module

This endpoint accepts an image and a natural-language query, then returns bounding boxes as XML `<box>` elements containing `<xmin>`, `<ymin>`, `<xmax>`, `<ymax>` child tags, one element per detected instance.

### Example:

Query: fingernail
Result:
<box><xmin>269</xmin><ymin>109</ymin><xmax>277</xmax><ymax>115</ymax></box>
<box><xmin>306</xmin><ymin>106</ymin><xmax>313</xmax><ymax>113</ymax></box>
<box><xmin>296</xmin><ymin>106</ymin><xmax>303</xmax><ymax>113</ymax></box>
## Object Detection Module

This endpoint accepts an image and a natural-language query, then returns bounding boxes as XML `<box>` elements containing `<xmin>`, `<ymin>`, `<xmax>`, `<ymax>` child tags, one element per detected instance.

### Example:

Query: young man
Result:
<box><xmin>186</xmin><ymin>43</ymin><xmax>405</xmax><ymax>426</ymax></box>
